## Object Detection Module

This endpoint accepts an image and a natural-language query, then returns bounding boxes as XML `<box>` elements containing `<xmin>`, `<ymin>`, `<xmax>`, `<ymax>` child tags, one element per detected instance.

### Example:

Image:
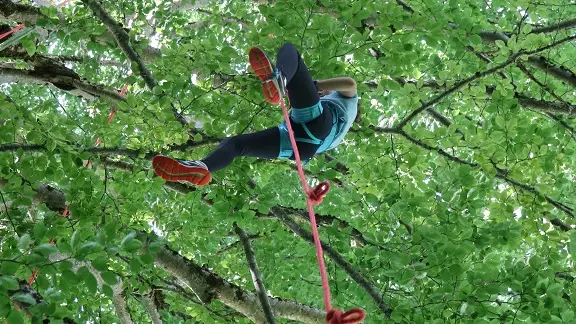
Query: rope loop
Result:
<box><xmin>307</xmin><ymin>181</ymin><xmax>330</xmax><ymax>205</ymax></box>
<box><xmin>326</xmin><ymin>308</ymin><xmax>366</xmax><ymax>324</ymax></box>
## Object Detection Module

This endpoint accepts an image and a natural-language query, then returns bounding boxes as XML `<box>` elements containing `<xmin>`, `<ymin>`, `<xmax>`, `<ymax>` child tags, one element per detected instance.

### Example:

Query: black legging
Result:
<box><xmin>201</xmin><ymin>43</ymin><xmax>333</xmax><ymax>172</ymax></box>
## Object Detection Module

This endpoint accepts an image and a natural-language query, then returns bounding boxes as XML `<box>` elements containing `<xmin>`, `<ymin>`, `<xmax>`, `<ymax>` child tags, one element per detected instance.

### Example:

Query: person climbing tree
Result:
<box><xmin>152</xmin><ymin>42</ymin><xmax>358</xmax><ymax>186</ymax></box>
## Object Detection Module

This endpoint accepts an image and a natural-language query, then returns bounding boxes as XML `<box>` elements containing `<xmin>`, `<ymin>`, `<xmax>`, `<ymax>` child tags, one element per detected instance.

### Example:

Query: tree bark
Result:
<box><xmin>154</xmin><ymin>247</ymin><xmax>325</xmax><ymax>323</ymax></box>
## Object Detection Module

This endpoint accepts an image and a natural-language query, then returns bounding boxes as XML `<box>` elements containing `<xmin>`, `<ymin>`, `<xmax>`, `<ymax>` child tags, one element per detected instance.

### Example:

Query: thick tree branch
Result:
<box><xmin>154</xmin><ymin>245</ymin><xmax>325</xmax><ymax>323</ymax></box>
<box><xmin>516</xmin><ymin>94</ymin><xmax>576</xmax><ymax>116</ymax></box>
<box><xmin>271</xmin><ymin>207</ymin><xmax>392</xmax><ymax>318</ymax></box>
<box><xmin>550</xmin><ymin>217</ymin><xmax>572</xmax><ymax>231</ymax></box>
<box><xmin>233</xmin><ymin>223</ymin><xmax>276</xmax><ymax>324</ymax></box>
<box><xmin>0</xmin><ymin>0</ymin><xmax>42</xmax><ymax>24</ymax></box>
<box><xmin>530</xmin><ymin>17</ymin><xmax>576</xmax><ymax>34</ymax></box>
<box><xmin>0</xmin><ymin>66</ymin><xmax>125</xmax><ymax>101</ymax></box>
<box><xmin>24</xmin><ymin>180</ymin><xmax>323</xmax><ymax>323</ymax></box>
<box><xmin>526</xmin><ymin>56</ymin><xmax>576</xmax><ymax>88</ymax></box>
<box><xmin>1</xmin><ymin>0</ymin><xmax>160</xmax><ymax>62</ymax></box>
<box><xmin>140</xmin><ymin>290</ymin><xmax>163</xmax><ymax>324</ymax></box>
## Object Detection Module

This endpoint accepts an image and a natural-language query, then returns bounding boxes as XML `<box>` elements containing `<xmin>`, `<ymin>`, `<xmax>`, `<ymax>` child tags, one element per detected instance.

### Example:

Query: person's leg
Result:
<box><xmin>152</xmin><ymin>127</ymin><xmax>283</xmax><ymax>186</ymax></box>
<box><xmin>275</xmin><ymin>43</ymin><xmax>320</xmax><ymax>109</ymax></box>
<box><xmin>201</xmin><ymin>127</ymin><xmax>280</xmax><ymax>172</ymax></box>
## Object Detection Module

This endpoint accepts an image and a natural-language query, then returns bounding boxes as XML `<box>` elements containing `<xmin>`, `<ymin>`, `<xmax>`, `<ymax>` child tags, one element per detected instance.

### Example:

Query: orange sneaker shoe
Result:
<box><xmin>152</xmin><ymin>156</ymin><xmax>211</xmax><ymax>186</ymax></box>
<box><xmin>249</xmin><ymin>47</ymin><xmax>286</xmax><ymax>105</ymax></box>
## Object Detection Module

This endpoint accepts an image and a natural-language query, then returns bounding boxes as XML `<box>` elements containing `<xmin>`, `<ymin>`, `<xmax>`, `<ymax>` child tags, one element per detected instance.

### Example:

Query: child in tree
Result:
<box><xmin>152</xmin><ymin>43</ymin><xmax>358</xmax><ymax>186</ymax></box>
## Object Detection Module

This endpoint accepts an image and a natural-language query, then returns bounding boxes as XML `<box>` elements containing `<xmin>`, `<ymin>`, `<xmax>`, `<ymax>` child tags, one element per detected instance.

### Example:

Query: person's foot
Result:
<box><xmin>249</xmin><ymin>47</ymin><xmax>286</xmax><ymax>105</ymax></box>
<box><xmin>152</xmin><ymin>156</ymin><xmax>211</xmax><ymax>186</ymax></box>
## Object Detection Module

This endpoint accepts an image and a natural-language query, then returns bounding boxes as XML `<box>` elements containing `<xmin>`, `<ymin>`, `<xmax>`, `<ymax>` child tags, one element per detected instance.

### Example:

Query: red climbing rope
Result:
<box><xmin>0</xmin><ymin>24</ymin><xmax>24</xmax><ymax>41</ymax></box>
<box><xmin>279</xmin><ymin>95</ymin><xmax>366</xmax><ymax>323</ymax></box>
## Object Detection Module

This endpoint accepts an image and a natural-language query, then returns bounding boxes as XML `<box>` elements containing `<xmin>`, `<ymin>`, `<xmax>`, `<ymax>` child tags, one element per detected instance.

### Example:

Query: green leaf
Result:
<box><xmin>33</xmin><ymin>243</ymin><xmax>58</xmax><ymax>256</ymax></box>
<box><xmin>91</xmin><ymin>256</ymin><xmax>109</xmax><ymax>272</ymax></box>
<box><xmin>120</xmin><ymin>232</ymin><xmax>136</xmax><ymax>246</ymax></box>
<box><xmin>562</xmin><ymin>309</ymin><xmax>574</xmax><ymax>322</ymax></box>
<box><xmin>7</xmin><ymin>310</ymin><xmax>24</xmax><ymax>324</ymax></box>
<box><xmin>124</xmin><ymin>239</ymin><xmax>143</xmax><ymax>252</ymax></box>
<box><xmin>461</xmin><ymin>174</ymin><xmax>475</xmax><ymax>187</ymax></box>
<box><xmin>70</xmin><ymin>229</ymin><xmax>80</xmax><ymax>249</ymax></box>
<box><xmin>12</xmin><ymin>292</ymin><xmax>36</xmax><ymax>306</ymax></box>
<box><xmin>130</xmin><ymin>258</ymin><xmax>141</xmax><ymax>273</ymax></box>
<box><xmin>102</xmin><ymin>284</ymin><xmax>114</xmax><ymax>298</ymax></box>
<box><xmin>81</xmin><ymin>270</ymin><xmax>98</xmax><ymax>294</ymax></box>
<box><xmin>1</xmin><ymin>262</ymin><xmax>20</xmax><ymax>276</ymax></box>
<box><xmin>547</xmin><ymin>283</ymin><xmax>563</xmax><ymax>295</ymax></box>
<box><xmin>0</xmin><ymin>276</ymin><xmax>19</xmax><ymax>290</ymax></box>
<box><xmin>75</xmin><ymin>242</ymin><xmax>98</xmax><ymax>260</ymax></box>
<box><xmin>147</xmin><ymin>241</ymin><xmax>164</xmax><ymax>254</ymax></box>
<box><xmin>569</xmin><ymin>232</ymin><xmax>576</xmax><ymax>258</ymax></box>
<box><xmin>140</xmin><ymin>253</ymin><xmax>154</xmax><ymax>265</ymax></box>
<box><xmin>33</xmin><ymin>223</ymin><xmax>46</xmax><ymax>240</ymax></box>
<box><xmin>101</xmin><ymin>271</ymin><xmax>118</xmax><ymax>285</ymax></box>
<box><xmin>0</xmin><ymin>27</ymin><xmax>36</xmax><ymax>53</ymax></box>
<box><xmin>18</xmin><ymin>234</ymin><xmax>31</xmax><ymax>251</ymax></box>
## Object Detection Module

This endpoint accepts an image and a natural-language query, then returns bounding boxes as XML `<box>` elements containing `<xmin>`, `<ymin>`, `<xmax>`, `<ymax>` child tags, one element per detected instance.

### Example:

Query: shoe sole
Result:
<box><xmin>249</xmin><ymin>47</ymin><xmax>281</xmax><ymax>105</ymax></box>
<box><xmin>152</xmin><ymin>156</ymin><xmax>211</xmax><ymax>186</ymax></box>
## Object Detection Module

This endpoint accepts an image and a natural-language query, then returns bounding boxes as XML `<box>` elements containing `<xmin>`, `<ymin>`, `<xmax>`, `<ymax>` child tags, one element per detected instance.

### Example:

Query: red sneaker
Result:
<box><xmin>152</xmin><ymin>156</ymin><xmax>211</xmax><ymax>186</ymax></box>
<box><xmin>249</xmin><ymin>47</ymin><xmax>286</xmax><ymax>105</ymax></box>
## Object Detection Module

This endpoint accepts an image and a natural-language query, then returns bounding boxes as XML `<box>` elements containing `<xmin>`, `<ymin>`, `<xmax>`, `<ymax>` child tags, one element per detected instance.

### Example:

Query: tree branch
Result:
<box><xmin>530</xmin><ymin>17</ymin><xmax>576</xmax><ymax>34</ymax></box>
<box><xmin>367</xmin><ymin>127</ymin><xmax>575</xmax><ymax>220</ymax></box>
<box><xmin>526</xmin><ymin>56</ymin><xmax>576</xmax><ymax>88</ymax></box>
<box><xmin>493</xmin><ymin>166</ymin><xmax>574</xmax><ymax>217</ymax></box>
<box><xmin>516</xmin><ymin>94</ymin><xmax>576</xmax><ymax>116</ymax></box>
<box><xmin>233</xmin><ymin>223</ymin><xmax>276</xmax><ymax>324</ymax></box>
<box><xmin>140</xmin><ymin>290</ymin><xmax>163</xmax><ymax>324</ymax></box>
<box><xmin>478</xmin><ymin>29</ymin><xmax>576</xmax><ymax>88</ymax></box>
<box><xmin>395</xmin><ymin>129</ymin><xmax>477</xmax><ymax>166</ymax></box>
<box><xmin>271</xmin><ymin>207</ymin><xmax>392</xmax><ymax>318</ymax></box>
<box><xmin>0</xmin><ymin>66</ymin><xmax>125</xmax><ymax>101</ymax></box>
<box><xmin>395</xmin><ymin>53</ymin><xmax>522</xmax><ymax>128</ymax></box>
<box><xmin>24</xmin><ymin>180</ymin><xmax>322</xmax><ymax>323</ymax></box>
<box><xmin>397</xmin><ymin>33</ymin><xmax>576</xmax><ymax>128</ymax></box>
<box><xmin>80</xmin><ymin>0</ymin><xmax>154</xmax><ymax>89</ymax></box>
<box><xmin>154</xmin><ymin>245</ymin><xmax>325</xmax><ymax>323</ymax></box>
<box><xmin>550</xmin><ymin>217</ymin><xmax>572</xmax><ymax>231</ymax></box>
<box><xmin>0</xmin><ymin>0</ymin><xmax>42</xmax><ymax>24</ymax></box>
<box><xmin>81</xmin><ymin>0</ymin><xmax>188</xmax><ymax>126</ymax></box>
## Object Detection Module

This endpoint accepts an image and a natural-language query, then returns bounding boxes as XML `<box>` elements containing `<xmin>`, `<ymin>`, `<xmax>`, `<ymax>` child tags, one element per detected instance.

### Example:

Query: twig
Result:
<box><xmin>217</xmin><ymin>233</ymin><xmax>262</xmax><ymax>255</ymax></box>
<box><xmin>0</xmin><ymin>191</ymin><xmax>17</xmax><ymax>233</ymax></box>
<box><xmin>233</xmin><ymin>223</ymin><xmax>276</xmax><ymax>324</ymax></box>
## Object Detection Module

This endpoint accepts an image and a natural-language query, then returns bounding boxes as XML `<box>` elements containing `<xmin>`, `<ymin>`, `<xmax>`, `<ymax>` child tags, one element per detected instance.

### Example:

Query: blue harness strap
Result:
<box><xmin>278</xmin><ymin>109</ymin><xmax>339</xmax><ymax>159</ymax></box>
